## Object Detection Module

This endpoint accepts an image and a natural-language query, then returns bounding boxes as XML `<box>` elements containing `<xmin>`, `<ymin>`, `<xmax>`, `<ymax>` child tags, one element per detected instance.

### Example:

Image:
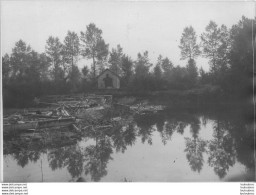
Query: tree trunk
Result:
<box><xmin>93</xmin><ymin>55</ymin><xmax>96</xmax><ymax>79</ymax></box>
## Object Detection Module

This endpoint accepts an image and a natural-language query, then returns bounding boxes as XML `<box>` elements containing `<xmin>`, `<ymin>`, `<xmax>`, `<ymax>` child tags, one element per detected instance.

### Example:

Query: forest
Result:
<box><xmin>2</xmin><ymin>16</ymin><xmax>255</xmax><ymax>108</ymax></box>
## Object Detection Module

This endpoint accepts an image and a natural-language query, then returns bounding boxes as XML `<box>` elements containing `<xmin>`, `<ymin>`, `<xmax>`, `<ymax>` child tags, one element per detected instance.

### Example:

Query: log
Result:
<box><xmin>23</xmin><ymin>113</ymin><xmax>59</xmax><ymax>119</ymax></box>
<box><xmin>37</xmin><ymin>117</ymin><xmax>76</xmax><ymax>129</ymax></box>
<box><xmin>113</xmin><ymin>103</ymin><xmax>131</xmax><ymax>112</ymax></box>
<box><xmin>4</xmin><ymin>122</ymin><xmax>38</xmax><ymax>132</ymax></box>
<box><xmin>4</xmin><ymin>117</ymin><xmax>76</xmax><ymax>132</ymax></box>
<box><xmin>72</xmin><ymin>124</ymin><xmax>80</xmax><ymax>131</ymax></box>
<box><xmin>95</xmin><ymin>125</ymin><xmax>113</xmax><ymax>129</ymax></box>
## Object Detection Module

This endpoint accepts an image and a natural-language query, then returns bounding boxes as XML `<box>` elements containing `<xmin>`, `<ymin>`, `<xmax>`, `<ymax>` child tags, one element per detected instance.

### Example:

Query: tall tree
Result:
<box><xmin>27</xmin><ymin>51</ymin><xmax>50</xmax><ymax>82</ymax></box>
<box><xmin>10</xmin><ymin>40</ymin><xmax>32</xmax><ymax>79</ymax></box>
<box><xmin>186</xmin><ymin>59</ymin><xmax>198</xmax><ymax>86</ymax></box>
<box><xmin>80</xmin><ymin>23</ymin><xmax>109</xmax><ymax>79</ymax></box>
<box><xmin>199</xmin><ymin>67</ymin><xmax>211</xmax><ymax>84</ymax></box>
<box><xmin>201</xmin><ymin>21</ymin><xmax>220</xmax><ymax>73</ymax></box>
<box><xmin>154</xmin><ymin>56</ymin><xmax>163</xmax><ymax>79</ymax></box>
<box><xmin>154</xmin><ymin>55</ymin><xmax>163</xmax><ymax>79</ymax></box>
<box><xmin>154</xmin><ymin>65</ymin><xmax>163</xmax><ymax>79</ymax></box>
<box><xmin>179</xmin><ymin>26</ymin><xmax>200</xmax><ymax>87</ymax></box>
<box><xmin>134</xmin><ymin>51</ymin><xmax>152</xmax><ymax>78</ymax></box>
<box><xmin>82</xmin><ymin>66</ymin><xmax>89</xmax><ymax>79</ymax></box>
<box><xmin>121</xmin><ymin>55</ymin><xmax>133</xmax><ymax>86</ymax></box>
<box><xmin>161</xmin><ymin>57</ymin><xmax>173</xmax><ymax>77</ymax></box>
<box><xmin>108</xmin><ymin>44</ymin><xmax>123</xmax><ymax>75</ymax></box>
<box><xmin>63</xmin><ymin>31</ymin><xmax>80</xmax><ymax>68</ymax></box>
<box><xmin>2</xmin><ymin>54</ymin><xmax>11</xmax><ymax>84</ymax></box>
<box><xmin>201</xmin><ymin>21</ymin><xmax>231</xmax><ymax>74</ymax></box>
<box><xmin>133</xmin><ymin>51</ymin><xmax>153</xmax><ymax>90</ymax></box>
<box><xmin>216</xmin><ymin>25</ymin><xmax>231</xmax><ymax>69</ymax></box>
<box><xmin>156</xmin><ymin>55</ymin><xmax>163</xmax><ymax>69</ymax></box>
<box><xmin>4</xmin><ymin>41</ymin><xmax>51</xmax><ymax>107</ymax></box>
<box><xmin>45</xmin><ymin>36</ymin><xmax>64</xmax><ymax>81</ymax></box>
<box><xmin>63</xmin><ymin>31</ymin><xmax>80</xmax><ymax>89</ymax></box>
<box><xmin>168</xmin><ymin>66</ymin><xmax>188</xmax><ymax>89</ymax></box>
<box><xmin>228</xmin><ymin>16</ymin><xmax>255</xmax><ymax>95</ymax></box>
<box><xmin>67</xmin><ymin>65</ymin><xmax>81</xmax><ymax>93</ymax></box>
<box><xmin>179</xmin><ymin>26</ymin><xmax>201</xmax><ymax>60</ymax></box>
<box><xmin>155</xmin><ymin>55</ymin><xmax>173</xmax><ymax>88</ymax></box>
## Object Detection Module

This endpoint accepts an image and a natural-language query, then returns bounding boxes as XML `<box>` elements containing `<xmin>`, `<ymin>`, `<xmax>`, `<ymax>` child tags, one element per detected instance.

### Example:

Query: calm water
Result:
<box><xmin>3</xmin><ymin>107</ymin><xmax>255</xmax><ymax>182</ymax></box>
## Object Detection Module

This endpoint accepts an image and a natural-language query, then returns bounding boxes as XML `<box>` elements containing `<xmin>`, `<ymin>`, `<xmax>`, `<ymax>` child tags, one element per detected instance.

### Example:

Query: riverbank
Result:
<box><xmin>3</xmin><ymin>84</ymin><xmax>252</xmax><ymax>109</ymax></box>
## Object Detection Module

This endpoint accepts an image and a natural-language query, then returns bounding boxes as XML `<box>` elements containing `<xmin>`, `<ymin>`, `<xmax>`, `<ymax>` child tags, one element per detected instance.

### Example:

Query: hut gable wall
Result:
<box><xmin>97</xmin><ymin>69</ymin><xmax>120</xmax><ymax>89</ymax></box>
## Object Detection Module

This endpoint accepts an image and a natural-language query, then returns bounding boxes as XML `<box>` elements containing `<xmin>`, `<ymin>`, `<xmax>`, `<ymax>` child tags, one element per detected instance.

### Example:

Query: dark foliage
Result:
<box><xmin>2</xmin><ymin>17</ymin><xmax>253</xmax><ymax>107</ymax></box>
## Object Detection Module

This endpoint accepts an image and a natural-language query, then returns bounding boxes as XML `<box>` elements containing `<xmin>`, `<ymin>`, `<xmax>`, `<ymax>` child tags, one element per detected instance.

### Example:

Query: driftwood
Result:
<box><xmin>72</xmin><ymin>124</ymin><xmax>80</xmax><ymax>131</ymax></box>
<box><xmin>112</xmin><ymin>103</ymin><xmax>131</xmax><ymax>115</ymax></box>
<box><xmin>130</xmin><ymin>105</ymin><xmax>165</xmax><ymax>114</ymax></box>
<box><xmin>82</xmin><ymin>125</ymin><xmax>92</xmax><ymax>130</ymax></box>
<box><xmin>95</xmin><ymin>125</ymin><xmax>113</xmax><ymax>129</ymax></box>
<box><xmin>4</xmin><ymin>122</ymin><xmax>38</xmax><ymax>132</ymax></box>
<box><xmin>23</xmin><ymin>113</ymin><xmax>59</xmax><ymax>119</ymax></box>
<box><xmin>39</xmin><ymin>94</ymin><xmax>112</xmax><ymax>105</ymax></box>
<box><xmin>4</xmin><ymin>94</ymin><xmax>114</xmax><ymax>135</ymax></box>
<box><xmin>4</xmin><ymin>117</ymin><xmax>76</xmax><ymax>132</ymax></box>
<box><xmin>37</xmin><ymin>117</ymin><xmax>76</xmax><ymax>129</ymax></box>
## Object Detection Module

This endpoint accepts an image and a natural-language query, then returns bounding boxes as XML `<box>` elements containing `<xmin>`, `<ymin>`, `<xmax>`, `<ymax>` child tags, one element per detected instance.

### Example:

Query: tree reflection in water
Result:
<box><xmin>135</xmin><ymin>112</ymin><xmax>189</xmax><ymax>145</ymax></box>
<box><xmin>47</xmin><ymin>117</ymin><xmax>137</xmax><ymax>181</ymax></box>
<box><xmin>84</xmin><ymin>136</ymin><xmax>113</xmax><ymax>181</ymax></box>
<box><xmin>176</xmin><ymin>122</ymin><xmax>187</xmax><ymax>134</ymax></box>
<box><xmin>47</xmin><ymin>134</ymin><xmax>113</xmax><ymax>181</ymax></box>
<box><xmin>48</xmin><ymin>145</ymin><xmax>84</xmax><ymax>178</ymax></box>
<box><xmin>5</xmin><ymin>106</ymin><xmax>254</xmax><ymax>181</ymax></box>
<box><xmin>111</xmin><ymin>123</ymin><xmax>137</xmax><ymax>153</ymax></box>
<box><xmin>184</xmin><ymin>116</ymin><xmax>207</xmax><ymax>173</ymax></box>
<box><xmin>48</xmin><ymin>147</ymin><xmax>68</xmax><ymax>171</ymax></box>
<box><xmin>160</xmin><ymin>121</ymin><xmax>177</xmax><ymax>145</ymax></box>
<box><xmin>184</xmin><ymin>138</ymin><xmax>207</xmax><ymax>173</ymax></box>
<box><xmin>207</xmin><ymin>120</ymin><xmax>236</xmax><ymax>179</ymax></box>
<box><xmin>12</xmin><ymin>149</ymin><xmax>43</xmax><ymax>168</ymax></box>
<box><xmin>135</xmin><ymin>114</ymin><xmax>156</xmax><ymax>145</ymax></box>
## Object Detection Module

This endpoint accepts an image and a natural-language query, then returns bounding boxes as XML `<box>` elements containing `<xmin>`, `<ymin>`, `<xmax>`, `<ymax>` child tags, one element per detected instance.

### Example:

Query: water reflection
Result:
<box><xmin>4</xmin><ymin>106</ymin><xmax>255</xmax><ymax>182</ymax></box>
<box><xmin>207</xmin><ymin>120</ymin><xmax>236</xmax><ymax>178</ymax></box>
<box><xmin>48</xmin><ymin>145</ymin><xmax>84</xmax><ymax>178</ymax></box>
<box><xmin>184</xmin><ymin>138</ymin><xmax>207</xmax><ymax>173</ymax></box>
<box><xmin>47</xmin><ymin>135</ymin><xmax>113</xmax><ymax>181</ymax></box>
<box><xmin>135</xmin><ymin>114</ymin><xmax>155</xmax><ymax>145</ymax></box>
<box><xmin>12</xmin><ymin>150</ymin><xmax>43</xmax><ymax>168</ymax></box>
<box><xmin>183</xmin><ymin>115</ymin><xmax>207</xmax><ymax>173</ymax></box>
<box><xmin>111</xmin><ymin>123</ymin><xmax>137</xmax><ymax>153</ymax></box>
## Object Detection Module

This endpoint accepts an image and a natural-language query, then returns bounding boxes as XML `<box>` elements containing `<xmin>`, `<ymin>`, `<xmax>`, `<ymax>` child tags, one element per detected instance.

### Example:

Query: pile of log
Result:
<box><xmin>130</xmin><ymin>104</ymin><xmax>165</xmax><ymax>114</ymax></box>
<box><xmin>4</xmin><ymin>111</ymin><xmax>76</xmax><ymax>133</ymax></box>
<box><xmin>4</xmin><ymin>94</ymin><xmax>113</xmax><ymax>134</ymax></box>
<box><xmin>39</xmin><ymin>94</ymin><xmax>112</xmax><ymax>106</ymax></box>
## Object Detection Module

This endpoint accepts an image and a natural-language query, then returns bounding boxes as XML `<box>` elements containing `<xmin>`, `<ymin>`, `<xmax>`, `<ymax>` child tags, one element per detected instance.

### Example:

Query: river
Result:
<box><xmin>3</xmin><ymin>105</ymin><xmax>255</xmax><ymax>182</ymax></box>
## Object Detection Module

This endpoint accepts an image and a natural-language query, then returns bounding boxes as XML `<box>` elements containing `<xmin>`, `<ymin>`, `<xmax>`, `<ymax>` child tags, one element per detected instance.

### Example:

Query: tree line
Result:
<box><xmin>2</xmin><ymin>16</ymin><xmax>255</xmax><ymax>107</ymax></box>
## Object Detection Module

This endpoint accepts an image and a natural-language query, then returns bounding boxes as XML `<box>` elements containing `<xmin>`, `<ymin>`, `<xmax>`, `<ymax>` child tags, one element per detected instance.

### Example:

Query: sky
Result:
<box><xmin>1</xmin><ymin>1</ymin><xmax>255</xmax><ymax>71</ymax></box>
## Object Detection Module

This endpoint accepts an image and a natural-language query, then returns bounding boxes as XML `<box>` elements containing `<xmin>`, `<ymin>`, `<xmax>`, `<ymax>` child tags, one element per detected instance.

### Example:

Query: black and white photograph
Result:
<box><xmin>1</xmin><ymin>0</ymin><xmax>255</xmax><ymax>183</ymax></box>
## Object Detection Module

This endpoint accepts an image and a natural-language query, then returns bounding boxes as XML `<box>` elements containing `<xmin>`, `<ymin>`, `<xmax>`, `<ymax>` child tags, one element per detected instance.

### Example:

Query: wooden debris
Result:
<box><xmin>4</xmin><ymin>122</ymin><xmax>38</xmax><ymax>132</ymax></box>
<box><xmin>130</xmin><ymin>105</ymin><xmax>165</xmax><ymax>114</ymax></box>
<box><xmin>4</xmin><ymin>117</ymin><xmax>76</xmax><ymax>132</ymax></box>
<box><xmin>113</xmin><ymin>103</ymin><xmax>131</xmax><ymax>112</ymax></box>
<box><xmin>95</xmin><ymin>125</ymin><xmax>113</xmax><ymax>129</ymax></box>
<box><xmin>23</xmin><ymin>113</ymin><xmax>59</xmax><ymax>119</ymax></box>
<box><xmin>37</xmin><ymin>117</ymin><xmax>76</xmax><ymax>129</ymax></box>
<box><xmin>111</xmin><ymin>117</ymin><xmax>121</xmax><ymax>122</ymax></box>
<box><xmin>4</xmin><ymin>94</ymin><xmax>115</xmax><ymax>135</ymax></box>
<box><xmin>72</xmin><ymin>124</ymin><xmax>80</xmax><ymax>132</ymax></box>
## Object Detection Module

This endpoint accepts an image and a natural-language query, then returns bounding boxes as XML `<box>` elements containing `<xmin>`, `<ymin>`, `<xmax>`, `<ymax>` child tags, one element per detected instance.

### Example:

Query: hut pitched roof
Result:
<box><xmin>97</xmin><ymin>69</ymin><xmax>121</xmax><ymax>79</ymax></box>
